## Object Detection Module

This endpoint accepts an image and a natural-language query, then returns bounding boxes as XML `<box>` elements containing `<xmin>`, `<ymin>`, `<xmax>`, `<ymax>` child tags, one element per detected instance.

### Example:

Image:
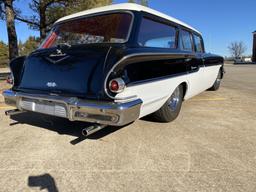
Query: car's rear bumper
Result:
<box><xmin>3</xmin><ymin>90</ymin><xmax>142</xmax><ymax>126</ymax></box>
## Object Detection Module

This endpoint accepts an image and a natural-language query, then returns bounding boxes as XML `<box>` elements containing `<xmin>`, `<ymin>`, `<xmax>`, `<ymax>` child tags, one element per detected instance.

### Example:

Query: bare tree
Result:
<box><xmin>15</xmin><ymin>0</ymin><xmax>113</xmax><ymax>39</ymax></box>
<box><xmin>228</xmin><ymin>41</ymin><xmax>247</xmax><ymax>58</ymax></box>
<box><xmin>0</xmin><ymin>0</ymin><xmax>114</xmax><ymax>60</ymax></box>
<box><xmin>0</xmin><ymin>0</ymin><xmax>19</xmax><ymax>60</ymax></box>
<box><xmin>14</xmin><ymin>0</ymin><xmax>69</xmax><ymax>39</ymax></box>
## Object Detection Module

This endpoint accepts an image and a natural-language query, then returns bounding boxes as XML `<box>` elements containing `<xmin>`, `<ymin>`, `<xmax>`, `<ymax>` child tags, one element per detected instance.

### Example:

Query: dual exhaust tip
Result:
<box><xmin>5</xmin><ymin>109</ymin><xmax>24</xmax><ymax>116</ymax></box>
<box><xmin>81</xmin><ymin>124</ymin><xmax>107</xmax><ymax>137</ymax></box>
<box><xmin>5</xmin><ymin>109</ymin><xmax>107</xmax><ymax>137</ymax></box>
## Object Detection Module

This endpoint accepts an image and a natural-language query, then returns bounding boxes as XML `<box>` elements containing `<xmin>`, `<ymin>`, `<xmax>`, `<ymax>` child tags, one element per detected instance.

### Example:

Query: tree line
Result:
<box><xmin>0</xmin><ymin>37</ymin><xmax>40</xmax><ymax>67</ymax></box>
<box><xmin>0</xmin><ymin>0</ymin><xmax>148</xmax><ymax>66</ymax></box>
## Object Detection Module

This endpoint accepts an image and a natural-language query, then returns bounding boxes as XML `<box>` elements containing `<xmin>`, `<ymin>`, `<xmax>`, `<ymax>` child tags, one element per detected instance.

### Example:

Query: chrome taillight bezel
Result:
<box><xmin>108</xmin><ymin>78</ymin><xmax>126</xmax><ymax>93</ymax></box>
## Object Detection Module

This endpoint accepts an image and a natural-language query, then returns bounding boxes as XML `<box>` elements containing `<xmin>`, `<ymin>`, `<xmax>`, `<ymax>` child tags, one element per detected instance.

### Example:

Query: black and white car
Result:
<box><xmin>3</xmin><ymin>3</ymin><xmax>224</xmax><ymax>136</ymax></box>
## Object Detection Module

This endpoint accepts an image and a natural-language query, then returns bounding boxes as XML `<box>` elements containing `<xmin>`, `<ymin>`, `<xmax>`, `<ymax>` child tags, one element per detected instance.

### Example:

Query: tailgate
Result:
<box><xmin>18</xmin><ymin>46</ymin><xmax>110</xmax><ymax>98</ymax></box>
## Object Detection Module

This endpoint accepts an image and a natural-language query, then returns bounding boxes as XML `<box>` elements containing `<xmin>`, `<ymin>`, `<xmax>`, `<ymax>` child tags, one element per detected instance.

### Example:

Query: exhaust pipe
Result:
<box><xmin>82</xmin><ymin>124</ymin><xmax>107</xmax><ymax>137</ymax></box>
<box><xmin>5</xmin><ymin>109</ymin><xmax>24</xmax><ymax>116</ymax></box>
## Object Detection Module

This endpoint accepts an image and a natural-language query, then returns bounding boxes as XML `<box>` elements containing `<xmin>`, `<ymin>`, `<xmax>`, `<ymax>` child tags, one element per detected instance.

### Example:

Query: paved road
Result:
<box><xmin>0</xmin><ymin>64</ymin><xmax>256</xmax><ymax>192</ymax></box>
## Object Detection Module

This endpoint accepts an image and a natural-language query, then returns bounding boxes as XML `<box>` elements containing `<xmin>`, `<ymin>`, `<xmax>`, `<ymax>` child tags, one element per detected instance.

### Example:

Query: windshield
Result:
<box><xmin>40</xmin><ymin>13</ymin><xmax>132</xmax><ymax>49</ymax></box>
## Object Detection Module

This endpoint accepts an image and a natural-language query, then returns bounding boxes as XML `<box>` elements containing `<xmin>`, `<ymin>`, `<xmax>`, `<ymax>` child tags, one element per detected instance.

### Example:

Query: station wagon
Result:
<box><xmin>3</xmin><ymin>3</ymin><xmax>224</xmax><ymax>136</ymax></box>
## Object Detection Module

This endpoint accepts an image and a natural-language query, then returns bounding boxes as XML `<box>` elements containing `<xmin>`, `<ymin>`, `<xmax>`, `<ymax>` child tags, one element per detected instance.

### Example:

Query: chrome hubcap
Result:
<box><xmin>168</xmin><ymin>87</ymin><xmax>180</xmax><ymax>111</ymax></box>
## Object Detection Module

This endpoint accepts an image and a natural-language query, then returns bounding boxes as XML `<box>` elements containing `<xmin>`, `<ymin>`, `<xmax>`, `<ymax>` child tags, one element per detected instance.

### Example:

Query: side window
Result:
<box><xmin>138</xmin><ymin>17</ymin><xmax>177</xmax><ymax>49</ymax></box>
<box><xmin>181</xmin><ymin>30</ymin><xmax>193</xmax><ymax>51</ymax></box>
<box><xmin>194</xmin><ymin>34</ymin><xmax>203</xmax><ymax>53</ymax></box>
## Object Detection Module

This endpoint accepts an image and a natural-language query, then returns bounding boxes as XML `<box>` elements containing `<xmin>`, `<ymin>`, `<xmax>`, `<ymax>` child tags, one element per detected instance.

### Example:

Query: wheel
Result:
<box><xmin>208</xmin><ymin>70</ymin><xmax>222</xmax><ymax>91</ymax></box>
<box><xmin>152</xmin><ymin>85</ymin><xmax>183</xmax><ymax>122</ymax></box>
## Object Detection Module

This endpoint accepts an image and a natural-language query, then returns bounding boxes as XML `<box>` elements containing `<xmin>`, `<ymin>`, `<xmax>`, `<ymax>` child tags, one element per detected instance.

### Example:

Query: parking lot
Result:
<box><xmin>0</xmin><ymin>64</ymin><xmax>256</xmax><ymax>192</ymax></box>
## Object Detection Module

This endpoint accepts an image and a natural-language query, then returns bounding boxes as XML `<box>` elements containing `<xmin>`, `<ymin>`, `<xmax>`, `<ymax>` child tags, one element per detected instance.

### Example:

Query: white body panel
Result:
<box><xmin>115</xmin><ymin>65</ymin><xmax>221</xmax><ymax>118</ymax></box>
<box><xmin>184</xmin><ymin>65</ymin><xmax>221</xmax><ymax>99</ymax></box>
<box><xmin>55</xmin><ymin>3</ymin><xmax>201</xmax><ymax>34</ymax></box>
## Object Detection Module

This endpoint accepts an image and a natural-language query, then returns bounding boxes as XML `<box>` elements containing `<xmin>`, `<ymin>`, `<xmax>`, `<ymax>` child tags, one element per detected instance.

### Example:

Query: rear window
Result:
<box><xmin>181</xmin><ymin>30</ymin><xmax>193</xmax><ymax>51</ymax></box>
<box><xmin>40</xmin><ymin>13</ymin><xmax>132</xmax><ymax>48</ymax></box>
<box><xmin>138</xmin><ymin>18</ymin><xmax>177</xmax><ymax>49</ymax></box>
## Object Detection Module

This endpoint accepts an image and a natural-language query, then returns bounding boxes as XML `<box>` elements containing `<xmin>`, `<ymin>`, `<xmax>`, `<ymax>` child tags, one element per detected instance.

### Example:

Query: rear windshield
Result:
<box><xmin>40</xmin><ymin>13</ymin><xmax>132</xmax><ymax>49</ymax></box>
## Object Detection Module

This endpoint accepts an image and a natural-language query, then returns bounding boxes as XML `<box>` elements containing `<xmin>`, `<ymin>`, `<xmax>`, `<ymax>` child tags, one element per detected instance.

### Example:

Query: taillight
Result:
<box><xmin>109</xmin><ymin>78</ymin><xmax>126</xmax><ymax>93</ymax></box>
<box><xmin>6</xmin><ymin>74</ymin><xmax>14</xmax><ymax>85</ymax></box>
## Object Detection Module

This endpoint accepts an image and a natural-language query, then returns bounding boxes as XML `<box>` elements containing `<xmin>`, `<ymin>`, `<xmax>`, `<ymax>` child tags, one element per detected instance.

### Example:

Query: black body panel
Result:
<box><xmin>203</xmin><ymin>53</ymin><xmax>224</xmax><ymax>67</ymax></box>
<box><xmin>106</xmin><ymin>48</ymin><xmax>197</xmax><ymax>83</ymax></box>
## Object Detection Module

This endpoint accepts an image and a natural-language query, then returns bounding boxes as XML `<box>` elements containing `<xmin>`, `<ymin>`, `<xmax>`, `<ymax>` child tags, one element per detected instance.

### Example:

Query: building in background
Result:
<box><xmin>253</xmin><ymin>31</ymin><xmax>256</xmax><ymax>62</ymax></box>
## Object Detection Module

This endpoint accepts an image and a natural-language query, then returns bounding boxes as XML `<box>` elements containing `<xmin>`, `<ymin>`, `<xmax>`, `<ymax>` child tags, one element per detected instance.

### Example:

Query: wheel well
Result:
<box><xmin>220</xmin><ymin>65</ymin><xmax>225</xmax><ymax>79</ymax></box>
<box><xmin>180</xmin><ymin>82</ymin><xmax>188</xmax><ymax>100</ymax></box>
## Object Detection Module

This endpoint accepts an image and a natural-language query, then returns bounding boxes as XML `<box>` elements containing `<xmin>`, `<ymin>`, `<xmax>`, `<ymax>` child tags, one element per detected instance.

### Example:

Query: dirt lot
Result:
<box><xmin>0</xmin><ymin>64</ymin><xmax>256</xmax><ymax>192</ymax></box>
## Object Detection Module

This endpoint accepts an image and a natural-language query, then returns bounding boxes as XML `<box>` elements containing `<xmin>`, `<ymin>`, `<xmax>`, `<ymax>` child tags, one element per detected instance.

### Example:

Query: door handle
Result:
<box><xmin>191</xmin><ymin>66</ymin><xmax>198</xmax><ymax>70</ymax></box>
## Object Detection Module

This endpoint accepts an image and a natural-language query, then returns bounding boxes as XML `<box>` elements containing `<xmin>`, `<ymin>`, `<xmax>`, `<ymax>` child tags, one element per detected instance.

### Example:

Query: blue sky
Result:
<box><xmin>0</xmin><ymin>0</ymin><xmax>255</xmax><ymax>56</ymax></box>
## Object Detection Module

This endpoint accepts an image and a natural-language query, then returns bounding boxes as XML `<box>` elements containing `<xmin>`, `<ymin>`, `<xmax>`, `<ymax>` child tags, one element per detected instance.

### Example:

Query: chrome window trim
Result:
<box><xmin>137</xmin><ymin>16</ymin><xmax>179</xmax><ymax>49</ymax></box>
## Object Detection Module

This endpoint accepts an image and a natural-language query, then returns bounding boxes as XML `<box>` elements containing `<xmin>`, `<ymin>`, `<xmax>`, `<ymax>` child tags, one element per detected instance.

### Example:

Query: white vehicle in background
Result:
<box><xmin>244</xmin><ymin>57</ymin><xmax>252</xmax><ymax>62</ymax></box>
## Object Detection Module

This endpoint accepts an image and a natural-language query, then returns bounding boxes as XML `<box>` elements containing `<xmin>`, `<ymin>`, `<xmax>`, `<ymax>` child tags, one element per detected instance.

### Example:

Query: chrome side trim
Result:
<box><xmin>104</xmin><ymin>52</ymin><xmax>194</xmax><ymax>100</ymax></box>
<box><xmin>143</xmin><ymin>95</ymin><xmax>169</xmax><ymax>107</ymax></box>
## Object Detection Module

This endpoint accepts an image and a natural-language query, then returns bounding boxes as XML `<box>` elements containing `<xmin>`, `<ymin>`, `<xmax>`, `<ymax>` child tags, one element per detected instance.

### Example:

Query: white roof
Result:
<box><xmin>56</xmin><ymin>3</ymin><xmax>201</xmax><ymax>34</ymax></box>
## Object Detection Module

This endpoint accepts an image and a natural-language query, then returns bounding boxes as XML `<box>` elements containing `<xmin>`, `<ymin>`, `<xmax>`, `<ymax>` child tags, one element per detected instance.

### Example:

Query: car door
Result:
<box><xmin>179</xmin><ymin>29</ymin><xmax>205</xmax><ymax>98</ymax></box>
<box><xmin>194</xmin><ymin>34</ymin><xmax>222</xmax><ymax>91</ymax></box>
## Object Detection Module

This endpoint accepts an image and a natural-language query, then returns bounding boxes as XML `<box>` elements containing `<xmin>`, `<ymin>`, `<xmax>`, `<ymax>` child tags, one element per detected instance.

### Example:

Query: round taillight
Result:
<box><xmin>6</xmin><ymin>74</ymin><xmax>14</xmax><ymax>85</ymax></box>
<box><xmin>110</xmin><ymin>80</ymin><xmax>119</xmax><ymax>92</ymax></box>
<box><xmin>109</xmin><ymin>78</ymin><xmax>125</xmax><ymax>93</ymax></box>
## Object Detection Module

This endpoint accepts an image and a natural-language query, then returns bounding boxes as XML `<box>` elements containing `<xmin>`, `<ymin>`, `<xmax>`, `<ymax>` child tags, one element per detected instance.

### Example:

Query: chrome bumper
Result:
<box><xmin>2</xmin><ymin>90</ymin><xmax>142</xmax><ymax>126</ymax></box>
